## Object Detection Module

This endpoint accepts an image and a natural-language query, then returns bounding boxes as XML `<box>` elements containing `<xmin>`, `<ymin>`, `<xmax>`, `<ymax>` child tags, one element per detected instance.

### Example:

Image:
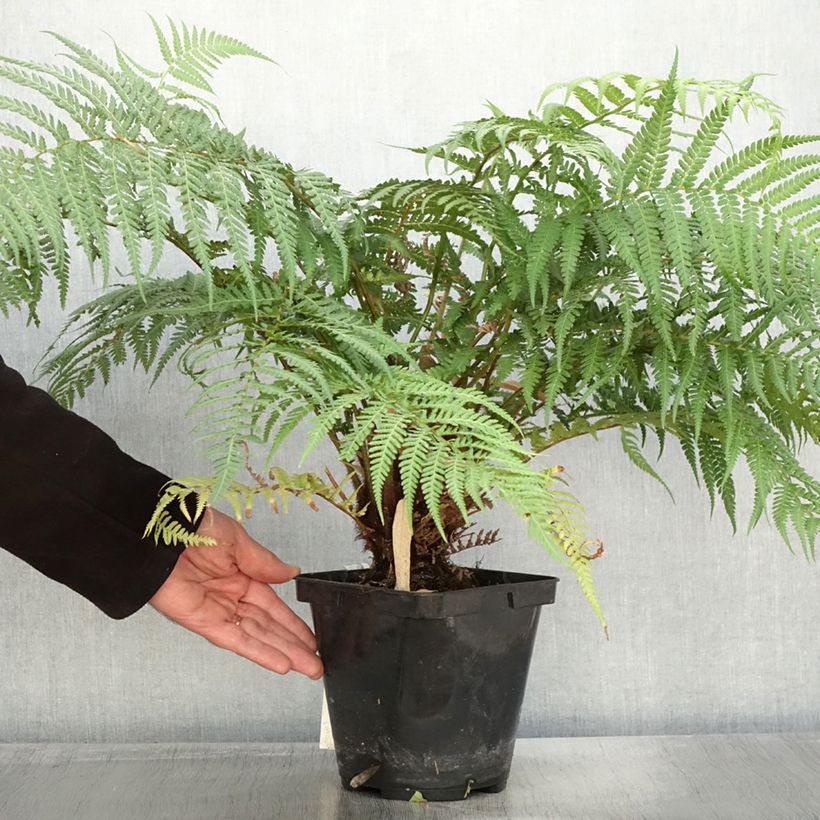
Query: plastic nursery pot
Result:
<box><xmin>295</xmin><ymin>568</ymin><xmax>558</xmax><ymax>802</ymax></box>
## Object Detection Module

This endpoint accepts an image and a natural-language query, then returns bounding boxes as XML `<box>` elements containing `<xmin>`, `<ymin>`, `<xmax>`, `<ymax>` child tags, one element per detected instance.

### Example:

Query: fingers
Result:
<box><xmin>242</xmin><ymin>581</ymin><xmax>318</xmax><ymax>651</ymax></box>
<box><xmin>235</xmin><ymin>600</ymin><xmax>315</xmax><ymax>655</ymax></box>
<box><xmin>204</xmin><ymin>623</ymin><xmax>294</xmax><ymax>675</ymax></box>
<box><xmin>235</xmin><ymin>531</ymin><xmax>301</xmax><ymax>585</ymax></box>
<box><xmin>236</xmin><ymin>602</ymin><xmax>323</xmax><ymax>679</ymax></box>
<box><xmin>196</xmin><ymin>510</ymin><xmax>299</xmax><ymax>585</ymax></box>
<box><xmin>203</xmin><ymin>617</ymin><xmax>323</xmax><ymax>679</ymax></box>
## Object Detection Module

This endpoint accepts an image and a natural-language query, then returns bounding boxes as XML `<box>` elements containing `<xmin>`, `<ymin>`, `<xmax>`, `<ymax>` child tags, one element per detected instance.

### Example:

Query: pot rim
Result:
<box><xmin>295</xmin><ymin>567</ymin><xmax>558</xmax><ymax>617</ymax></box>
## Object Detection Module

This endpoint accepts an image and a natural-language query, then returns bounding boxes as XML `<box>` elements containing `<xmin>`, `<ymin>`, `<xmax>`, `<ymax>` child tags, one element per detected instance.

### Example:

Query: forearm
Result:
<box><xmin>0</xmin><ymin>355</ymin><xmax>196</xmax><ymax>618</ymax></box>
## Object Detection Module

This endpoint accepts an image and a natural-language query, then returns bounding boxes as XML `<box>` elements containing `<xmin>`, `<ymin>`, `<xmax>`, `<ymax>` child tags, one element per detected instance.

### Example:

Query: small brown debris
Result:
<box><xmin>349</xmin><ymin>763</ymin><xmax>380</xmax><ymax>789</ymax></box>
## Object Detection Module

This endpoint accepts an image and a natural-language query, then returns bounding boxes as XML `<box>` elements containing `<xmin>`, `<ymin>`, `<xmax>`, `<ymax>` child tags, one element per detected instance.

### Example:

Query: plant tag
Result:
<box><xmin>318</xmin><ymin>562</ymin><xmax>366</xmax><ymax>749</ymax></box>
<box><xmin>319</xmin><ymin>689</ymin><xmax>335</xmax><ymax>750</ymax></box>
<box><xmin>392</xmin><ymin>498</ymin><xmax>412</xmax><ymax>591</ymax></box>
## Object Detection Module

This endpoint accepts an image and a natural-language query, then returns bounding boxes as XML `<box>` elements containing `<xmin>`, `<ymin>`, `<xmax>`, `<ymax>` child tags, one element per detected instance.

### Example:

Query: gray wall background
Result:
<box><xmin>0</xmin><ymin>0</ymin><xmax>817</xmax><ymax>743</ymax></box>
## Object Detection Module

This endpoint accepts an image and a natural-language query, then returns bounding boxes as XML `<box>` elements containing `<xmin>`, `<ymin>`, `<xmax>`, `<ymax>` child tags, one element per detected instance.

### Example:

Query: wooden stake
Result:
<box><xmin>392</xmin><ymin>498</ymin><xmax>412</xmax><ymax>592</ymax></box>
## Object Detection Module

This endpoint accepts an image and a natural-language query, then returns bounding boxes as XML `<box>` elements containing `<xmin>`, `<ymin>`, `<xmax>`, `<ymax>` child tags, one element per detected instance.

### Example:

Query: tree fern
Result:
<box><xmin>2</xmin><ymin>27</ymin><xmax>817</xmax><ymax>627</ymax></box>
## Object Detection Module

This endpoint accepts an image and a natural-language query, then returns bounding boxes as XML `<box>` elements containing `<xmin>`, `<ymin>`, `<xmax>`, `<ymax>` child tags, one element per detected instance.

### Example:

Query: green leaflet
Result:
<box><xmin>526</xmin><ymin>212</ymin><xmax>561</xmax><ymax>305</ymax></box>
<box><xmin>620</xmin><ymin>426</ymin><xmax>674</xmax><ymax>500</ymax></box>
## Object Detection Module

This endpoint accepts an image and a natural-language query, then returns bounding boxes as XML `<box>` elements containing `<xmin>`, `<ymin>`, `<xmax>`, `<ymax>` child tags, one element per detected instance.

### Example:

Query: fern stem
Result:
<box><xmin>408</xmin><ymin>237</ymin><xmax>447</xmax><ymax>344</ymax></box>
<box><xmin>534</xmin><ymin>410</ymin><xmax>732</xmax><ymax>451</ymax></box>
<box><xmin>356</xmin><ymin>444</ymin><xmax>375</xmax><ymax>512</ymax></box>
<box><xmin>427</xmin><ymin>280</ymin><xmax>452</xmax><ymax>343</ymax></box>
<box><xmin>410</xmin><ymin>143</ymin><xmax>505</xmax><ymax>345</ymax></box>
<box><xmin>281</xmin><ymin>175</ymin><xmax>381</xmax><ymax>319</ymax></box>
<box><xmin>456</xmin><ymin>314</ymin><xmax>514</xmax><ymax>392</ymax></box>
<box><xmin>165</xmin><ymin>221</ymin><xmax>208</xmax><ymax>270</ymax></box>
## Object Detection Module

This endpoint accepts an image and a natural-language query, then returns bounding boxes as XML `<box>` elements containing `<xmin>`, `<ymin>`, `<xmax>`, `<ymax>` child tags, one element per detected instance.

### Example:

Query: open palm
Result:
<box><xmin>149</xmin><ymin>508</ymin><xmax>323</xmax><ymax>679</ymax></box>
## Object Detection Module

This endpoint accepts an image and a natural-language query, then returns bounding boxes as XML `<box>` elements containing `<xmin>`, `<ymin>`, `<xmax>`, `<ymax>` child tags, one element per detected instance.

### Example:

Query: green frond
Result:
<box><xmin>616</xmin><ymin>54</ymin><xmax>678</xmax><ymax>192</ymax></box>
<box><xmin>209</xmin><ymin>162</ymin><xmax>255</xmax><ymax>295</ymax></box>
<box><xmin>520</xmin><ymin>351</ymin><xmax>547</xmax><ymax>411</ymax></box>
<box><xmin>420</xmin><ymin>442</ymin><xmax>449</xmax><ymax>536</ymax></box>
<box><xmin>559</xmin><ymin>211</ymin><xmax>586</xmax><ymax>295</ymax></box>
<box><xmin>105</xmin><ymin>142</ymin><xmax>145</xmax><ymax>289</ymax></box>
<box><xmin>149</xmin><ymin>16</ymin><xmax>274</xmax><ymax>94</ymax></box>
<box><xmin>397</xmin><ymin>430</ymin><xmax>431</xmax><ymax>517</ymax></box>
<box><xmin>256</xmin><ymin>161</ymin><xmax>301</xmax><ymax>285</ymax></box>
<box><xmin>735</xmin><ymin>153</ymin><xmax>820</xmax><ymax>197</ymax></box>
<box><xmin>764</xmin><ymin>167</ymin><xmax>820</xmax><ymax>209</ymax></box>
<box><xmin>705</xmin><ymin>134</ymin><xmax>820</xmax><ymax>189</ymax></box>
<box><xmin>656</xmin><ymin>189</ymin><xmax>694</xmax><ymax>287</ymax></box>
<box><xmin>496</xmin><ymin>464</ymin><xmax>606</xmax><ymax>629</ymax></box>
<box><xmin>294</xmin><ymin>169</ymin><xmax>350</xmax><ymax>284</ymax></box>
<box><xmin>175</xmin><ymin>151</ymin><xmax>214</xmax><ymax>286</ymax></box>
<box><xmin>670</xmin><ymin>96</ymin><xmax>733</xmax><ymax>187</ymax></box>
<box><xmin>526</xmin><ymin>211</ymin><xmax>560</xmax><ymax>305</ymax></box>
<box><xmin>553</xmin><ymin>295</ymin><xmax>584</xmax><ymax>369</ymax></box>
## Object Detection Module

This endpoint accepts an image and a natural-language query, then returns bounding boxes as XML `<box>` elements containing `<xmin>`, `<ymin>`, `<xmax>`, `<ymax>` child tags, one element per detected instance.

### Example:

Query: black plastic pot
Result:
<box><xmin>295</xmin><ymin>568</ymin><xmax>558</xmax><ymax>801</ymax></box>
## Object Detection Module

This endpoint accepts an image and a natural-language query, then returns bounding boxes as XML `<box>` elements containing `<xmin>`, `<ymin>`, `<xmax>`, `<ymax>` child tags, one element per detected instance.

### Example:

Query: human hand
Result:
<box><xmin>149</xmin><ymin>507</ymin><xmax>322</xmax><ymax>679</ymax></box>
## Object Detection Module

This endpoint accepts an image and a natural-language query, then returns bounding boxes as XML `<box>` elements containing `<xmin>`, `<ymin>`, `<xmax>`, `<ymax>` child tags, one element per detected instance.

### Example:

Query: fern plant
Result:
<box><xmin>2</xmin><ymin>24</ymin><xmax>818</xmax><ymax>634</ymax></box>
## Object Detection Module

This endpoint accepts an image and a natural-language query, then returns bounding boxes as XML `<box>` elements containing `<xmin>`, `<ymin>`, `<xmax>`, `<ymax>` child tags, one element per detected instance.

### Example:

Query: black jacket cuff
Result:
<box><xmin>0</xmin><ymin>354</ymin><xmax>203</xmax><ymax>619</ymax></box>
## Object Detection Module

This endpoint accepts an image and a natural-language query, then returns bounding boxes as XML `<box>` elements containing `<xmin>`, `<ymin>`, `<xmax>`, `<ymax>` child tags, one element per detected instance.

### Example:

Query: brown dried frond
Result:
<box><xmin>241</xmin><ymin>441</ymin><xmax>268</xmax><ymax>488</ymax></box>
<box><xmin>446</xmin><ymin>527</ymin><xmax>502</xmax><ymax>555</ymax></box>
<box><xmin>470</xmin><ymin>320</ymin><xmax>499</xmax><ymax>335</ymax></box>
<box><xmin>581</xmin><ymin>539</ymin><xmax>605</xmax><ymax>561</ymax></box>
<box><xmin>385</xmin><ymin>248</ymin><xmax>409</xmax><ymax>274</ymax></box>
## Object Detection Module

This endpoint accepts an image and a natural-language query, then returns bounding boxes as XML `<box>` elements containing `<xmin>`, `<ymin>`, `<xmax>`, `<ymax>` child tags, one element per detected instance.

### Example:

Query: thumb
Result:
<box><xmin>235</xmin><ymin>531</ymin><xmax>300</xmax><ymax>584</ymax></box>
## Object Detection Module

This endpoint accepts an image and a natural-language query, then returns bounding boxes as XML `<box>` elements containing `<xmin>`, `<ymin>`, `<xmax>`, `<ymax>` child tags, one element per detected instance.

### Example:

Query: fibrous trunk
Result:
<box><xmin>354</xmin><ymin>459</ymin><xmax>479</xmax><ymax>591</ymax></box>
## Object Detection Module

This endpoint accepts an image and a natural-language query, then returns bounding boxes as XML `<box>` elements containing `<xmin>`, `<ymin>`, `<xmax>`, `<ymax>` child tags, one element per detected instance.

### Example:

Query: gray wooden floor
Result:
<box><xmin>1</xmin><ymin>734</ymin><xmax>819</xmax><ymax>819</ymax></box>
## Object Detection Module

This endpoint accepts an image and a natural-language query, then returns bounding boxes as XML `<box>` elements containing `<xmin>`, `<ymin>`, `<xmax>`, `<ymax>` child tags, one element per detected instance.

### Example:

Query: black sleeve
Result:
<box><xmin>0</xmin><ymin>355</ymin><xmax>200</xmax><ymax>619</ymax></box>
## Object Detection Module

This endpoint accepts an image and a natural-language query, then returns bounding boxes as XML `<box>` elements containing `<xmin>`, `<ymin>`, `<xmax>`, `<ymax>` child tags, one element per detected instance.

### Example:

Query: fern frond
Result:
<box><xmin>149</xmin><ymin>16</ymin><xmax>274</xmax><ymax>94</ymax></box>
<box><xmin>616</xmin><ymin>54</ymin><xmax>678</xmax><ymax>192</ymax></box>
<box><xmin>526</xmin><ymin>211</ymin><xmax>560</xmax><ymax>305</ymax></box>
<box><xmin>670</xmin><ymin>96</ymin><xmax>733</xmax><ymax>187</ymax></box>
<box><xmin>145</xmin><ymin>469</ymin><xmax>361</xmax><ymax>547</ymax></box>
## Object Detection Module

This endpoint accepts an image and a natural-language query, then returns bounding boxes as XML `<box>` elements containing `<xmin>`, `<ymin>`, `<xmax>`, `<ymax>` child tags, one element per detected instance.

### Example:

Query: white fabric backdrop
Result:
<box><xmin>0</xmin><ymin>0</ymin><xmax>817</xmax><ymax>742</ymax></box>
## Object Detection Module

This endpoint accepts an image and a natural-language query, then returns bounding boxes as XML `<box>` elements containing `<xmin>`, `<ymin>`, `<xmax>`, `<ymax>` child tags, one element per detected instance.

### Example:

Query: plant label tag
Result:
<box><xmin>319</xmin><ymin>689</ymin><xmax>335</xmax><ymax>750</ymax></box>
<box><xmin>392</xmin><ymin>498</ymin><xmax>412</xmax><ymax>591</ymax></box>
<box><xmin>318</xmin><ymin>562</ymin><xmax>367</xmax><ymax>750</ymax></box>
